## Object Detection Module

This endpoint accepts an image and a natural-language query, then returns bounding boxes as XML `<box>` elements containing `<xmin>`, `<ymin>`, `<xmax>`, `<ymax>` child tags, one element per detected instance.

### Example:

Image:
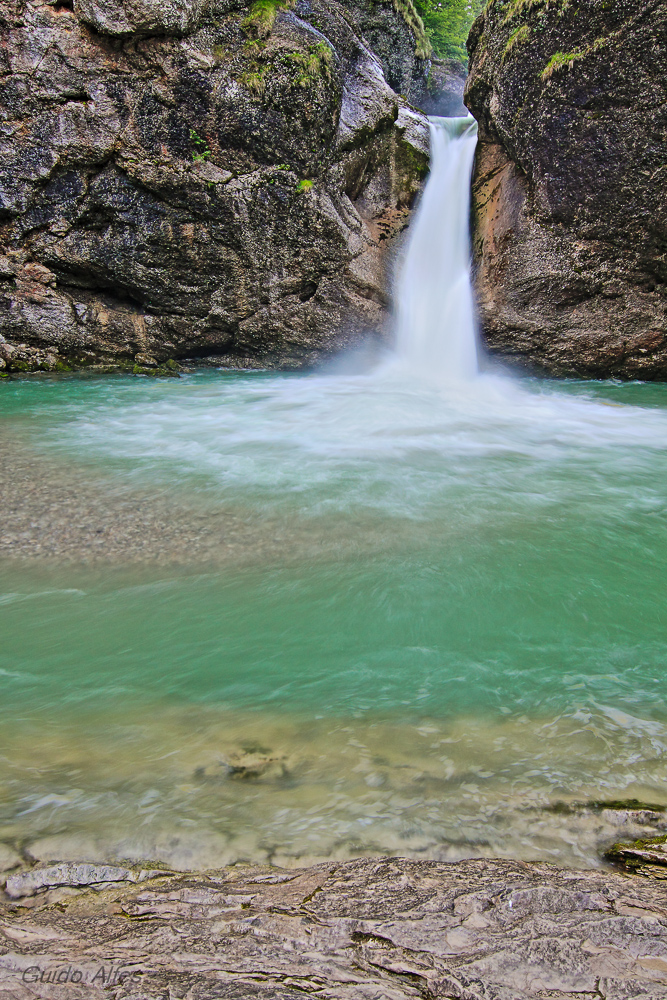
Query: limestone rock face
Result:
<box><xmin>417</xmin><ymin>58</ymin><xmax>467</xmax><ymax>117</ymax></box>
<box><xmin>0</xmin><ymin>0</ymin><xmax>429</xmax><ymax>371</ymax></box>
<box><xmin>338</xmin><ymin>0</ymin><xmax>430</xmax><ymax>104</ymax></box>
<box><xmin>73</xmin><ymin>0</ymin><xmax>211</xmax><ymax>36</ymax></box>
<box><xmin>465</xmin><ymin>0</ymin><xmax>667</xmax><ymax>379</ymax></box>
<box><xmin>2</xmin><ymin>856</ymin><xmax>667</xmax><ymax>998</ymax></box>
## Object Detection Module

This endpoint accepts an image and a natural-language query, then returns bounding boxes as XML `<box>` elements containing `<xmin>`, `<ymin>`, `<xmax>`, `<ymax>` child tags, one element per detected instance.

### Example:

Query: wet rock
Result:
<box><xmin>0</xmin><ymin>341</ymin><xmax>61</xmax><ymax>372</ymax></box>
<box><xmin>0</xmin><ymin>0</ymin><xmax>429</xmax><ymax>373</ymax></box>
<box><xmin>545</xmin><ymin>798</ymin><xmax>667</xmax><ymax>828</ymax></box>
<box><xmin>2</xmin><ymin>856</ymin><xmax>667</xmax><ymax>997</ymax></box>
<box><xmin>74</xmin><ymin>0</ymin><xmax>213</xmax><ymax>37</ymax></box>
<box><xmin>415</xmin><ymin>58</ymin><xmax>467</xmax><ymax>117</ymax></box>
<box><xmin>4</xmin><ymin>861</ymin><xmax>173</xmax><ymax>899</ymax></box>
<box><xmin>465</xmin><ymin>0</ymin><xmax>667</xmax><ymax>379</ymax></box>
<box><xmin>339</xmin><ymin>0</ymin><xmax>431</xmax><ymax>102</ymax></box>
<box><xmin>134</xmin><ymin>352</ymin><xmax>159</xmax><ymax>367</ymax></box>
<box><xmin>605</xmin><ymin>836</ymin><xmax>667</xmax><ymax>878</ymax></box>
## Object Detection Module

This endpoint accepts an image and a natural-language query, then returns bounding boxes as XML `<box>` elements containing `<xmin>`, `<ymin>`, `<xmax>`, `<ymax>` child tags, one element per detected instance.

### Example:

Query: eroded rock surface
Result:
<box><xmin>416</xmin><ymin>58</ymin><xmax>467</xmax><ymax>117</ymax></box>
<box><xmin>465</xmin><ymin>0</ymin><xmax>667</xmax><ymax>379</ymax></box>
<box><xmin>606</xmin><ymin>835</ymin><xmax>667</xmax><ymax>879</ymax></box>
<box><xmin>1</xmin><ymin>856</ymin><xmax>667</xmax><ymax>998</ymax></box>
<box><xmin>0</xmin><ymin>0</ymin><xmax>429</xmax><ymax>372</ymax></box>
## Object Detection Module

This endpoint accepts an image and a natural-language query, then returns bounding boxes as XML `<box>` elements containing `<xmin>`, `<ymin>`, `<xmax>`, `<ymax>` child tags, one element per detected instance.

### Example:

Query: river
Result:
<box><xmin>2</xmin><ymin>119</ymin><xmax>667</xmax><ymax>871</ymax></box>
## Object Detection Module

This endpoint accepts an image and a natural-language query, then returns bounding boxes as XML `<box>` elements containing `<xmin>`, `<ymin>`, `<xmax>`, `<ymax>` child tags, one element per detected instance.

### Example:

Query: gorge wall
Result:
<box><xmin>0</xmin><ymin>0</ymin><xmax>432</xmax><ymax>373</ymax></box>
<box><xmin>465</xmin><ymin>0</ymin><xmax>667</xmax><ymax>380</ymax></box>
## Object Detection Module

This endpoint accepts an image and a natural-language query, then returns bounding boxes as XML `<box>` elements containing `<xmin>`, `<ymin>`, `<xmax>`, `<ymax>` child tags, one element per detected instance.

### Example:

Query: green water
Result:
<box><xmin>2</xmin><ymin>369</ymin><xmax>667</xmax><ymax>869</ymax></box>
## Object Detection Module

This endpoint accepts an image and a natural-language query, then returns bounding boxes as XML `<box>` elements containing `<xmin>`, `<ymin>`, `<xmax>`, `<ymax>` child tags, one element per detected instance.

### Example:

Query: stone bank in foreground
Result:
<box><xmin>2</xmin><ymin>856</ymin><xmax>667</xmax><ymax>998</ymax></box>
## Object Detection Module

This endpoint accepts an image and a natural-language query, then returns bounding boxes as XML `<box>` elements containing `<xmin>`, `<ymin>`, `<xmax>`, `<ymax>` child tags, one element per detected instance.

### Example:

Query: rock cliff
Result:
<box><xmin>0</xmin><ymin>0</ymin><xmax>430</xmax><ymax>373</ymax></box>
<box><xmin>466</xmin><ymin>0</ymin><xmax>667</xmax><ymax>379</ymax></box>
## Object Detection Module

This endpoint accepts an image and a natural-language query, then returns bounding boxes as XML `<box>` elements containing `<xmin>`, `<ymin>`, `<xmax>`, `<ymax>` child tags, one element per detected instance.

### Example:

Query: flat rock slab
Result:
<box><xmin>1</xmin><ymin>857</ymin><xmax>667</xmax><ymax>998</ymax></box>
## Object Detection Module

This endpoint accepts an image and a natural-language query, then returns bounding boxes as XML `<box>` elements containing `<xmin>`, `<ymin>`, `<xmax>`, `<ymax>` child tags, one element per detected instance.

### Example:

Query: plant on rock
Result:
<box><xmin>189</xmin><ymin>130</ymin><xmax>212</xmax><ymax>162</ymax></box>
<box><xmin>241</xmin><ymin>0</ymin><xmax>292</xmax><ymax>39</ymax></box>
<box><xmin>286</xmin><ymin>42</ymin><xmax>333</xmax><ymax>88</ymax></box>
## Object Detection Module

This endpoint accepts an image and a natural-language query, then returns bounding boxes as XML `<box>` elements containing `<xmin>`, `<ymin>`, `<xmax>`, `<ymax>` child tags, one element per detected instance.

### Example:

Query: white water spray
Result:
<box><xmin>44</xmin><ymin>113</ymin><xmax>667</xmax><ymax>524</ymax></box>
<box><xmin>395</xmin><ymin>116</ymin><xmax>479</xmax><ymax>382</ymax></box>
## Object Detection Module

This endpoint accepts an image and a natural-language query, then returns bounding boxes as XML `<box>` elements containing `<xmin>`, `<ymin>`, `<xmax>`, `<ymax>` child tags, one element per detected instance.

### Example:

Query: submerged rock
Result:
<box><xmin>195</xmin><ymin>745</ymin><xmax>292</xmax><ymax>780</ymax></box>
<box><xmin>465</xmin><ymin>0</ymin><xmax>667</xmax><ymax>379</ymax></box>
<box><xmin>2</xmin><ymin>856</ymin><xmax>667</xmax><ymax>997</ymax></box>
<box><xmin>0</xmin><ymin>843</ymin><xmax>21</xmax><ymax>876</ymax></box>
<box><xmin>0</xmin><ymin>0</ymin><xmax>430</xmax><ymax>372</ymax></box>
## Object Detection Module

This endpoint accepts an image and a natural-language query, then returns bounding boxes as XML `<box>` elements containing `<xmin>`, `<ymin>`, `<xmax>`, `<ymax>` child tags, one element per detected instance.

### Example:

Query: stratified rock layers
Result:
<box><xmin>0</xmin><ymin>0</ymin><xmax>429</xmax><ymax>371</ymax></box>
<box><xmin>465</xmin><ymin>0</ymin><xmax>667</xmax><ymax>379</ymax></box>
<box><xmin>2</xmin><ymin>857</ymin><xmax>667</xmax><ymax>998</ymax></box>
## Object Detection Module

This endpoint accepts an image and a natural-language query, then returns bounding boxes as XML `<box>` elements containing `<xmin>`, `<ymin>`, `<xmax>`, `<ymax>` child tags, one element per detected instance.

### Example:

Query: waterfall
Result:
<box><xmin>395</xmin><ymin>116</ymin><xmax>479</xmax><ymax>383</ymax></box>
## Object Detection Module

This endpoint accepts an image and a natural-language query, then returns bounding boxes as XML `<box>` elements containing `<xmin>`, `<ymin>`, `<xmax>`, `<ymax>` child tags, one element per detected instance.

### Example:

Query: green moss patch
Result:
<box><xmin>503</xmin><ymin>23</ymin><xmax>530</xmax><ymax>60</ymax></box>
<box><xmin>286</xmin><ymin>42</ymin><xmax>333</xmax><ymax>88</ymax></box>
<box><xmin>241</xmin><ymin>0</ymin><xmax>292</xmax><ymax>39</ymax></box>
<box><xmin>240</xmin><ymin>65</ymin><xmax>268</xmax><ymax>95</ymax></box>
<box><xmin>604</xmin><ymin>835</ymin><xmax>667</xmax><ymax>876</ymax></box>
<box><xmin>541</xmin><ymin>48</ymin><xmax>584</xmax><ymax>79</ymax></box>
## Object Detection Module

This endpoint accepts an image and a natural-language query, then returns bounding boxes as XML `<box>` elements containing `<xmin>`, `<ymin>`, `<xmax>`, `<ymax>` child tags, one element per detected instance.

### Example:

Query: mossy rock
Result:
<box><xmin>547</xmin><ymin>798</ymin><xmax>667</xmax><ymax>816</ymax></box>
<box><xmin>604</xmin><ymin>836</ymin><xmax>667</xmax><ymax>878</ymax></box>
<box><xmin>132</xmin><ymin>363</ymin><xmax>180</xmax><ymax>377</ymax></box>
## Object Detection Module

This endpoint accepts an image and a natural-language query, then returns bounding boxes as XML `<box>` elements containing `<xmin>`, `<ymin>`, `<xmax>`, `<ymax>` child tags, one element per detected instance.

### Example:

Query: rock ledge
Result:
<box><xmin>2</xmin><ymin>856</ymin><xmax>667</xmax><ymax>997</ymax></box>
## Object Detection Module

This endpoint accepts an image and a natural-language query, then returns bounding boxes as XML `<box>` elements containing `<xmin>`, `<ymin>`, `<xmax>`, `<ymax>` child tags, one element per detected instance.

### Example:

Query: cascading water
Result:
<box><xmin>395</xmin><ymin>116</ymin><xmax>479</xmax><ymax>382</ymax></box>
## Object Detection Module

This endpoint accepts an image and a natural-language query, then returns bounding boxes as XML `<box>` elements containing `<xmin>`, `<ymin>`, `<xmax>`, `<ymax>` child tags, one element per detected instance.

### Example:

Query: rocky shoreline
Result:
<box><xmin>2</xmin><ymin>852</ymin><xmax>667</xmax><ymax>998</ymax></box>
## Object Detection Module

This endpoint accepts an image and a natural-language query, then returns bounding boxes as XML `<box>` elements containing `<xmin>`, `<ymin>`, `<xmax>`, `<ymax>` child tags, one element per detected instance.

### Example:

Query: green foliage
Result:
<box><xmin>540</xmin><ymin>48</ymin><xmax>583</xmax><ymax>79</ymax></box>
<box><xmin>390</xmin><ymin>0</ymin><xmax>432</xmax><ymax>58</ymax></box>
<box><xmin>296</xmin><ymin>179</ymin><xmax>313</xmax><ymax>192</ymax></box>
<box><xmin>414</xmin><ymin>0</ymin><xmax>485</xmax><ymax>62</ymax></box>
<box><xmin>241</xmin><ymin>0</ymin><xmax>292</xmax><ymax>39</ymax></box>
<box><xmin>503</xmin><ymin>23</ymin><xmax>530</xmax><ymax>59</ymax></box>
<box><xmin>189</xmin><ymin>129</ymin><xmax>211</xmax><ymax>162</ymax></box>
<box><xmin>286</xmin><ymin>42</ymin><xmax>333</xmax><ymax>87</ymax></box>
